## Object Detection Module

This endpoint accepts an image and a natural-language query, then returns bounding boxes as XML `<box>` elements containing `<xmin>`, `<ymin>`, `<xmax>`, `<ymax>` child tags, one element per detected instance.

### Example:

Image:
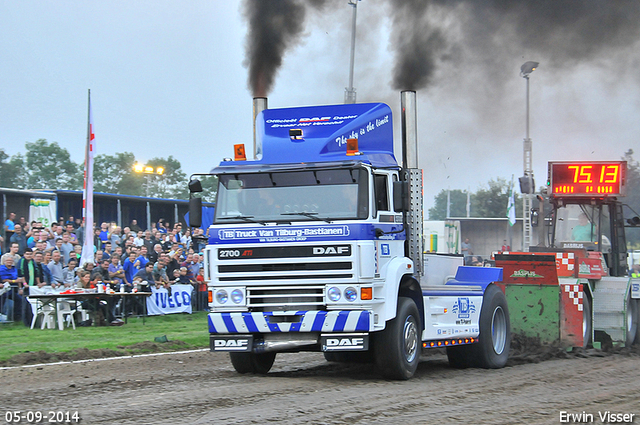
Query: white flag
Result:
<box><xmin>506</xmin><ymin>185</ymin><xmax>516</xmax><ymax>226</ymax></box>
<box><xmin>80</xmin><ymin>90</ymin><xmax>96</xmax><ymax>267</ymax></box>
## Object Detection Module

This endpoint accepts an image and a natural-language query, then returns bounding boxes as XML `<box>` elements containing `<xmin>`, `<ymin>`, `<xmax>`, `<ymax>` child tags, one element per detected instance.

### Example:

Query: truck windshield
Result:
<box><xmin>554</xmin><ymin>204</ymin><xmax>612</xmax><ymax>252</ymax></box>
<box><xmin>214</xmin><ymin>167</ymin><xmax>369</xmax><ymax>223</ymax></box>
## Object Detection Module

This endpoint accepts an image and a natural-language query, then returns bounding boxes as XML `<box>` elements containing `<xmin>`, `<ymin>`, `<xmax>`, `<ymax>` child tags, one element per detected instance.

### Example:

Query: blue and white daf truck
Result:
<box><xmin>188</xmin><ymin>91</ymin><xmax>510</xmax><ymax>379</ymax></box>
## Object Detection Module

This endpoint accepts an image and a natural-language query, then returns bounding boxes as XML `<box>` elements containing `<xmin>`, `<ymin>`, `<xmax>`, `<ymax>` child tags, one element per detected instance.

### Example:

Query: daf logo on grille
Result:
<box><xmin>313</xmin><ymin>246</ymin><xmax>350</xmax><ymax>255</ymax></box>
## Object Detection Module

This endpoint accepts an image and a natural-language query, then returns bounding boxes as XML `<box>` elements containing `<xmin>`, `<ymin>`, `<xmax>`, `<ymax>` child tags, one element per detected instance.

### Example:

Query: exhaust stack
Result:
<box><xmin>253</xmin><ymin>97</ymin><xmax>268</xmax><ymax>160</ymax></box>
<box><xmin>400</xmin><ymin>90</ymin><xmax>423</xmax><ymax>276</ymax></box>
<box><xmin>401</xmin><ymin>91</ymin><xmax>418</xmax><ymax>169</ymax></box>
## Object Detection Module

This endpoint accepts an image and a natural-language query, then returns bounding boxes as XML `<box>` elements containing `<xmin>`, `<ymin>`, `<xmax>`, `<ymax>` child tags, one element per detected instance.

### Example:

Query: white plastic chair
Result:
<box><xmin>27</xmin><ymin>298</ymin><xmax>56</xmax><ymax>329</ymax></box>
<box><xmin>56</xmin><ymin>300</ymin><xmax>76</xmax><ymax>330</ymax></box>
<box><xmin>75</xmin><ymin>303</ymin><xmax>90</xmax><ymax>322</ymax></box>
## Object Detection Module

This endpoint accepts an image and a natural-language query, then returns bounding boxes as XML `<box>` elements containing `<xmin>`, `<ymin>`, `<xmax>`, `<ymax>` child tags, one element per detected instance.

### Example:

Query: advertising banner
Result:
<box><xmin>29</xmin><ymin>198</ymin><xmax>57</xmax><ymax>227</ymax></box>
<box><xmin>146</xmin><ymin>284</ymin><xmax>193</xmax><ymax>315</ymax></box>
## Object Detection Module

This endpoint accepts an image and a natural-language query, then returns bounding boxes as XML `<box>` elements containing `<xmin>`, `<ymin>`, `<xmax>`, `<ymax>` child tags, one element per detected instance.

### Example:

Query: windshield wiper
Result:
<box><xmin>280</xmin><ymin>211</ymin><xmax>332</xmax><ymax>223</ymax></box>
<box><xmin>218</xmin><ymin>215</ymin><xmax>266</xmax><ymax>225</ymax></box>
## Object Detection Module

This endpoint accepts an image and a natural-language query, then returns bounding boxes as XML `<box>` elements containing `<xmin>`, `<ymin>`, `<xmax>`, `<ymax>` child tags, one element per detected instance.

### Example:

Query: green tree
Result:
<box><xmin>429</xmin><ymin>178</ymin><xmax>524</xmax><ymax>220</ymax></box>
<box><xmin>428</xmin><ymin>189</ymin><xmax>469</xmax><ymax>219</ymax></box>
<box><xmin>25</xmin><ymin>139</ymin><xmax>81</xmax><ymax>189</ymax></box>
<box><xmin>145</xmin><ymin>156</ymin><xmax>187</xmax><ymax>199</ymax></box>
<box><xmin>93</xmin><ymin>152</ymin><xmax>143</xmax><ymax>196</ymax></box>
<box><xmin>0</xmin><ymin>149</ymin><xmax>27</xmax><ymax>189</ymax></box>
<box><xmin>472</xmin><ymin>177</ymin><xmax>519</xmax><ymax>218</ymax></box>
<box><xmin>196</xmin><ymin>174</ymin><xmax>218</xmax><ymax>204</ymax></box>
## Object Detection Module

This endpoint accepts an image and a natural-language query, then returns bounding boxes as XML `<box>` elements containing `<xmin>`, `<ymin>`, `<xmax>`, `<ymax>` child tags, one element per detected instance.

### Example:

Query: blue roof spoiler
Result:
<box><xmin>214</xmin><ymin>102</ymin><xmax>397</xmax><ymax>170</ymax></box>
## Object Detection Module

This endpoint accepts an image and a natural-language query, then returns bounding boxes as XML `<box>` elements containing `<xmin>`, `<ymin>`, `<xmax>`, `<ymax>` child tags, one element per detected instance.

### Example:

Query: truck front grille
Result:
<box><xmin>218</xmin><ymin>261</ymin><xmax>352</xmax><ymax>281</ymax></box>
<box><xmin>212</xmin><ymin>243</ymin><xmax>356</xmax><ymax>312</ymax></box>
<box><xmin>247</xmin><ymin>285</ymin><xmax>325</xmax><ymax>311</ymax></box>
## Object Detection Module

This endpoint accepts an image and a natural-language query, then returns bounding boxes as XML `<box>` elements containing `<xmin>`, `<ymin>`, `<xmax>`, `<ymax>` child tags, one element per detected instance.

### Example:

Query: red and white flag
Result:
<box><xmin>80</xmin><ymin>90</ymin><xmax>96</xmax><ymax>267</ymax></box>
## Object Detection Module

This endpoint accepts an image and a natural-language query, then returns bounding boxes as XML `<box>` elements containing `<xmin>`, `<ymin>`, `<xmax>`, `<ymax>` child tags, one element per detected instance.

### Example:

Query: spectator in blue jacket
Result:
<box><xmin>0</xmin><ymin>256</ymin><xmax>25</xmax><ymax>321</ymax></box>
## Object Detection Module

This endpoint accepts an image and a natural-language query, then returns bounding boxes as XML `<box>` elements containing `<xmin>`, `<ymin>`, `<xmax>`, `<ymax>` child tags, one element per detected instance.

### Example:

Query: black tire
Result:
<box><xmin>468</xmin><ymin>285</ymin><xmax>510</xmax><ymax>369</ymax></box>
<box><xmin>374</xmin><ymin>297</ymin><xmax>421</xmax><ymax>380</ymax></box>
<box><xmin>625</xmin><ymin>295</ymin><xmax>637</xmax><ymax>347</ymax></box>
<box><xmin>582</xmin><ymin>295</ymin><xmax>592</xmax><ymax>348</ymax></box>
<box><xmin>323</xmin><ymin>351</ymin><xmax>374</xmax><ymax>363</ymax></box>
<box><xmin>635</xmin><ymin>299</ymin><xmax>640</xmax><ymax>346</ymax></box>
<box><xmin>229</xmin><ymin>352</ymin><xmax>276</xmax><ymax>374</ymax></box>
<box><xmin>323</xmin><ymin>352</ymin><xmax>339</xmax><ymax>362</ymax></box>
<box><xmin>446</xmin><ymin>344</ymin><xmax>473</xmax><ymax>369</ymax></box>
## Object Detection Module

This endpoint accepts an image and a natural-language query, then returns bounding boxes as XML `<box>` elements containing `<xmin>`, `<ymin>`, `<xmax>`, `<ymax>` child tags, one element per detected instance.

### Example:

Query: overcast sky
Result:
<box><xmin>2</xmin><ymin>1</ymin><xmax>639</xmax><ymax>210</ymax></box>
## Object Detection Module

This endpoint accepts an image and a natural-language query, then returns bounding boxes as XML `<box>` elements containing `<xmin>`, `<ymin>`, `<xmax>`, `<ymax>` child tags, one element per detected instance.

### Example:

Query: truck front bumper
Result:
<box><xmin>208</xmin><ymin>310</ymin><xmax>373</xmax><ymax>334</ymax></box>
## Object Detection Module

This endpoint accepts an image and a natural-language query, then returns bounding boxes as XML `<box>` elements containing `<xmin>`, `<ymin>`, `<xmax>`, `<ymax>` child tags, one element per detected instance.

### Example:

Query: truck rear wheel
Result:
<box><xmin>469</xmin><ymin>284</ymin><xmax>510</xmax><ymax>368</ymax></box>
<box><xmin>229</xmin><ymin>352</ymin><xmax>276</xmax><ymax>374</ymax></box>
<box><xmin>582</xmin><ymin>295</ymin><xmax>592</xmax><ymax>348</ymax></box>
<box><xmin>625</xmin><ymin>294</ymin><xmax>638</xmax><ymax>347</ymax></box>
<box><xmin>374</xmin><ymin>297</ymin><xmax>420</xmax><ymax>380</ymax></box>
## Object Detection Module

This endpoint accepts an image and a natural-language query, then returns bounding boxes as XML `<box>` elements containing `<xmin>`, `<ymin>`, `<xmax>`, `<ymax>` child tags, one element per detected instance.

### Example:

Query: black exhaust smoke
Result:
<box><xmin>242</xmin><ymin>0</ymin><xmax>327</xmax><ymax>97</ymax></box>
<box><xmin>388</xmin><ymin>0</ymin><xmax>640</xmax><ymax>92</ymax></box>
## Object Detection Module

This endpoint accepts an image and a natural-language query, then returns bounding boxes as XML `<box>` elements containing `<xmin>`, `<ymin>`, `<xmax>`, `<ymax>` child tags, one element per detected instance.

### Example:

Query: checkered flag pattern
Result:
<box><xmin>564</xmin><ymin>284</ymin><xmax>583</xmax><ymax>312</ymax></box>
<box><xmin>557</xmin><ymin>252</ymin><xmax>575</xmax><ymax>271</ymax></box>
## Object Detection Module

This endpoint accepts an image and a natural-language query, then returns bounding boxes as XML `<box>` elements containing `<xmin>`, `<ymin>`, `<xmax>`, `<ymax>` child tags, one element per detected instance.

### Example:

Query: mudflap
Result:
<box><xmin>321</xmin><ymin>333</ymin><xmax>369</xmax><ymax>351</ymax></box>
<box><xmin>210</xmin><ymin>335</ymin><xmax>254</xmax><ymax>352</ymax></box>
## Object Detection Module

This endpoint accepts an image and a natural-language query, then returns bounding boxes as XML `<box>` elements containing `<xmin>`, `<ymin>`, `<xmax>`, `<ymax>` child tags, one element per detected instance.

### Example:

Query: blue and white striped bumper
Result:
<box><xmin>208</xmin><ymin>310</ymin><xmax>372</xmax><ymax>334</ymax></box>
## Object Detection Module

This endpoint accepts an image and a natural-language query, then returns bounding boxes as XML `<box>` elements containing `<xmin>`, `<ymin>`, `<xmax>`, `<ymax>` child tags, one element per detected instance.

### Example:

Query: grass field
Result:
<box><xmin>0</xmin><ymin>312</ymin><xmax>210</xmax><ymax>363</ymax></box>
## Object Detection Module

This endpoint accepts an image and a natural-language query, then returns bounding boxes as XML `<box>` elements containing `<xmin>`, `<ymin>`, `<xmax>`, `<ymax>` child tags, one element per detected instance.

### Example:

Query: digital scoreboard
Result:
<box><xmin>548</xmin><ymin>161</ymin><xmax>626</xmax><ymax>197</ymax></box>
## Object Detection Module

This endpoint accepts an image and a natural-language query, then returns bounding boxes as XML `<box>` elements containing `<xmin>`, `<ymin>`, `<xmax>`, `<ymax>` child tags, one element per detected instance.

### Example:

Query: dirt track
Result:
<box><xmin>2</xmin><ymin>348</ymin><xmax>640</xmax><ymax>425</ymax></box>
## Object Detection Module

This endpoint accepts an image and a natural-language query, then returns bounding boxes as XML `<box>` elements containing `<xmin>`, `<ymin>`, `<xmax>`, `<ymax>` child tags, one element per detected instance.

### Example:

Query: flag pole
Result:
<box><xmin>80</xmin><ymin>90</ymin><xmax>95</xmax><ymax>267</ymax></box>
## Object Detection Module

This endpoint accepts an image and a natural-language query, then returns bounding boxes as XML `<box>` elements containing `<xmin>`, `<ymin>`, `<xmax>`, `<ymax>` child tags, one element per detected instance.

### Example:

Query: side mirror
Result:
<box><xmin>189</xmin><ymin>197</ymin><xmax>202</xmax><ymax>227</ymax></box>
<box><xmin>393</xmin><ymin>180</ymin><xmax>408</xmax><ymax>212</ymax></box>
<box><xmin>189</xmin><ymin>179</ymin><xmax>203</xmax><ymax>193</ymax></box>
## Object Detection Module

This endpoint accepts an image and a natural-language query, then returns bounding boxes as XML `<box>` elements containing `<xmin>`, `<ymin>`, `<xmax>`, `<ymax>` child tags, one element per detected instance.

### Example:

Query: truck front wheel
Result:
<box><xmin>324</xmin><ymin>351</ymin><xmax>374</xmax><ymax>363</ymax></box>
<box><xmin>582</xmin><ymin>295</ymin><xmax>592</xmax><ymax>348</ymax></box>
<box><xmin>374</xmin><ymin>296</ymin><xmax>421</xmax><ymax>380</ymax></box>
<box><xmin>229</xmin><ymin>352</ymin><xmax>276</xmax><ymax>374</ymax></box>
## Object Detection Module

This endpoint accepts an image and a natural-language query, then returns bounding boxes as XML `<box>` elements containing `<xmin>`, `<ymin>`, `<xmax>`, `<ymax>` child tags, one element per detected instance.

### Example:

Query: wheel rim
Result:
<box><xmin>491</xmin><ymin>306</ymin><xmax>507</xmax><ymax>355</ymax></box>
<box><xmin>403</xmin><ymin>315</ymin><xmax>418</xmax><ymax>363</ymax></box>
<box><xmin>626</xmin><ymin>298</ymin><xmax>637</xmax><ymax>344</ymax></box>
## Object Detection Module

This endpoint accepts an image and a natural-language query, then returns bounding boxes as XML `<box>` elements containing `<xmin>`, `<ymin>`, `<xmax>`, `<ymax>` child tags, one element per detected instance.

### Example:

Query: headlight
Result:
<box><xmin>231</xmin><ymin>289</ymin><xmax>244</xmax><ymax>304</ymax></box>
<box><xmin>328</xmin><ymin>286</ymin><xmax>341</xmax><ymax>302</ymax></box>
<box><xmin>215</xmin><ymin>289</ymin><xmax>228</xmax><ymax>304</ymax></box>
<box><xmin>344</xmin><ymin>287</ymin><xmax>358</xmax><ymax>302</ymax></box>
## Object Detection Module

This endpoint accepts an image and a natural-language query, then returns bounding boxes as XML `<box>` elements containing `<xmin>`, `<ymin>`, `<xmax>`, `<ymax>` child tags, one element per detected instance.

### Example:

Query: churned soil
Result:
<box><xmin>2</xmin><ymin>340</ymin><xmax>640</xmax><ymax>424</ymax></box>
<box><xmin>0</xmin><ymin>341</ymin><xmax>189</xmax><ymax>368</ymax></box>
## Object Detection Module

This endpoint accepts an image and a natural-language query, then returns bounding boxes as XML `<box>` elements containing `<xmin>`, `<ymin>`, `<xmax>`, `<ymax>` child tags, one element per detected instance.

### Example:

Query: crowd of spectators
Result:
<box><xmin>1</xmin><ymin>213</ymin><xmax>209</xmax><ymax>325</ymax></box>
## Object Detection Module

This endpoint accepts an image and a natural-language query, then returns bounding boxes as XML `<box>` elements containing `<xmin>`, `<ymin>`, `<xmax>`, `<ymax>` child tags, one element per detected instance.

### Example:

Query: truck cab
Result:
<box><xmin>192</xmin><ymin>95</ymin><xmax>509</xmax><ymax>379</ymax></box>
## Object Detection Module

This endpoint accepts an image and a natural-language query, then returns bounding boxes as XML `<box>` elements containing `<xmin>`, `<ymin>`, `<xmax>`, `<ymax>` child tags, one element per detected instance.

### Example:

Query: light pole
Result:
<box><xmin>520</xmin><ymin>61</ymin><xmax>539</xmax><ymax>251</ymax></box>
<box><xmin>133</xmin><ymin>163</ymin><xmax>165</xmax><ymax>230</ymax></box>
<box><xmin>133</xmin><ymin>163</ymin><xmax>165</xmax><ymax>197</ymax></box>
